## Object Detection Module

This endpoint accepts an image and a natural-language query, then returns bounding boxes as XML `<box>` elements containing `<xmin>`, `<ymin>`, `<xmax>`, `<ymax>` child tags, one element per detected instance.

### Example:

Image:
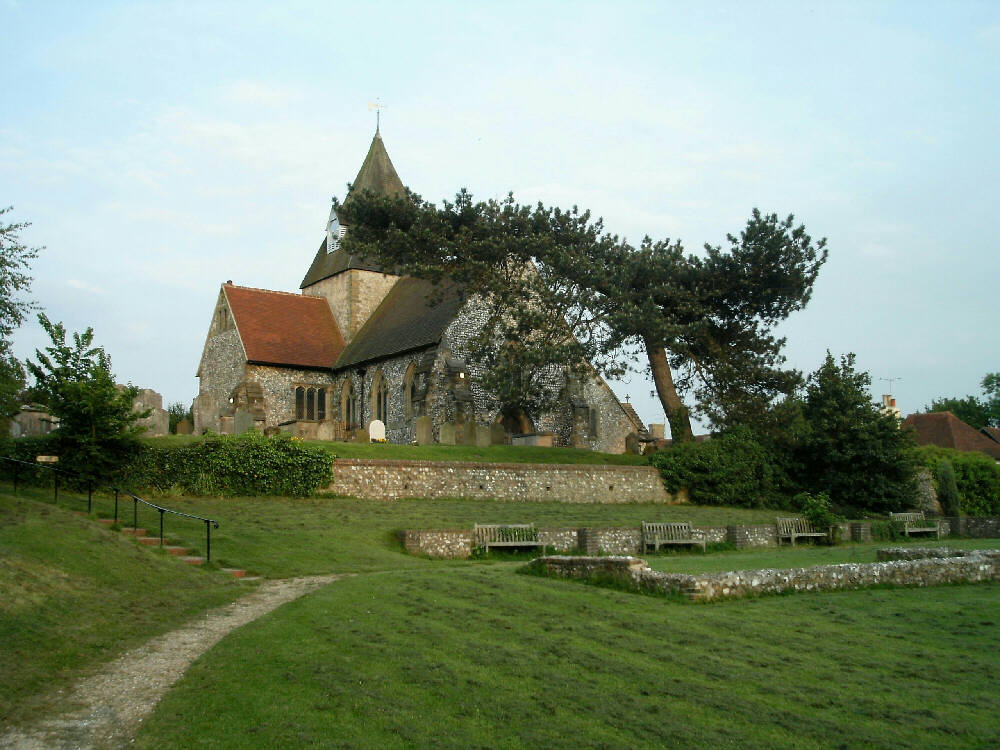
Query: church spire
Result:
<box><xmin>347</xmin><ymin>130</ymin><xmax>405</xmax><ymax>199</ymax></box>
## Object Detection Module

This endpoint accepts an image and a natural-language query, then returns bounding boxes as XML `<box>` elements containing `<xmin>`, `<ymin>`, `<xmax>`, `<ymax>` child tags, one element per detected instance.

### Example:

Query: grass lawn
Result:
<box><xmin>134</xmin><ymin>566</ymin><xmax>1000</xmax><ymax>749</ymax></box>
<box><xmin>643</xmin><ymin>538</ymin><xmax>1000</xmax><ymax>574</ymax></box>
<box><xmin>22</xmin><ymin>484</ymin><xmax>785</xmax><ymax>577</ymax></box>
<box><xmin>0</xmin><ymin>490</ymin><xmax>245</xmax><ymax>725</ymax></box>
<box><xmin>142</xmin><ymin>434</ymin><xmax>650</xmax><ymax>465</ymax></box>
<box><xmin>6</xmin><ymin>482</ymin><xmax>1000</xmax><ymax>747</ymax></box>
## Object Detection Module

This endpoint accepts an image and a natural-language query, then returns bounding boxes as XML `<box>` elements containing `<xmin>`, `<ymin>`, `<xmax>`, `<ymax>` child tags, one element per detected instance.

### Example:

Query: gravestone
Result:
<box><xmin>475</xmin><ymin>422</ymin><xmax>491</xmax><ymax>447</ymax></box>
<box><xmin>415</xmin><ymin>416</ymin><xmax>434</xmax><ymax>445</ymax></box>
<box><xmin>369</xmin><ymin>419</ymin><xmax>386</xmax><ymax>442</ymax></box>
<box><xmin>625</xmin><ymin>432</ymin><xmax>641</xmax><ymax>455</ymax></box>
<box><xmin>219</xmin><ymin>415</ymin><xmax>234</xmax><ymax>435</ymax></box>
<box><xmin>176</xmin><ymin>418</ymin><xmax>192</xmax><ymax>435</ymax></box>
<box><xmin>456</xmin><ymin>421</ymin><xmax>469</xmax><ymax>446</ymax></box>
<box><xmin>316</xmin><ymin>421</ymin><xmax>336</xmax><ymax>441</ymax></box>
<box><xmin>439</xmin><ymin>422</ymin><xmax>456</xmax><ymax>445</ymax></box>
<box><xmin>490</xmin><ymin>422</ymin><xmax>506</xmax><ymax>445</ymax></box>
<box><xmin>234</xmin><ymin>409</ymin><xmax>255</xmax><ymax>435</ymax></box>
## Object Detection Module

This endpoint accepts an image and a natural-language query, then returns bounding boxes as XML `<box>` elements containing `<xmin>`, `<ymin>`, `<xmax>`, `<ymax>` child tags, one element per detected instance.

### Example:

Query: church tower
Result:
<box><xmin>300</xmin><ymin>129</ymin><xmax>405</xmax><ymax>341</ymax></box>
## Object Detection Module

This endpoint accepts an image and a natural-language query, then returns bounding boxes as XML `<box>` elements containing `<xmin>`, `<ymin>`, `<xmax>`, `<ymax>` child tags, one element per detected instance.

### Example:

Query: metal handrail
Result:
<box><xmin>1</xmin><ymin>455</ymin><xmax>221</xmax><ymax>562</ymax></box>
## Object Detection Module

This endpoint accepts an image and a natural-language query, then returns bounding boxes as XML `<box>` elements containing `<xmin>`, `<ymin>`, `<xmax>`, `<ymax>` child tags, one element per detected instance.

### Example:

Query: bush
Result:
<box><xmin>914</xmin><ymin>446</ymin><xmax>1000</xmax><ymax>516</ymax></box>
<box><xmin>117</xmin><ymin>432</ymin><xmax>333</xmax><ymax>497</ymax></box>
<box><xmin>648</xmin><ymin>428</ymin><xmax>791</xmax><ymax>508</ymax></box>
<box><xmin>795</xmin><ymin>491</ymin><xmax>839</xmax><ymax>530</ymax></box>
<box><xmin>936</xmin><ymin>460</ymin><xmax>961</xmax><ymax>517</ymax></box>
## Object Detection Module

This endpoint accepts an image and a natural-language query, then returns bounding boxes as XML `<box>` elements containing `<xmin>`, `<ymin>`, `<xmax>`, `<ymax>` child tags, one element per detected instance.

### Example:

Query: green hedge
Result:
<box><xmin>914</xmin><ymin>445</ymin><xmax>1000</xmax><ymax>516</ymax></box>
<box><xmin>647</xmin><ymin>428</ymin><xmax>791</xmax><ymax>509</ymax></box>
<box><xmin>2</xmin><ymin>432</ymin><xmax>333</xmax><ymax>498</ymax></box>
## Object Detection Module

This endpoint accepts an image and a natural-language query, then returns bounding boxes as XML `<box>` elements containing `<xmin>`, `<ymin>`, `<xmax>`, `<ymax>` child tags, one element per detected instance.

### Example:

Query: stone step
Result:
<box><xmin>97</xmin><ymin>518</ymin><xmax>116</xmax><ymax>526</ymax></box>
<box><xmin>121</xmin><ymin>527</ymin><xmax>146</xmax><ymax>536</ymax></box>
<box><xmin>164</xmin><ymin>546</ymin><xmax>188</xmax><ymax>556</ymax></box>
<box><xmin>138</xmin><ymin>537</ymin><xmax>162</xmax><ymax>546</ymax></box>
<box><xmin>222</xmin><ymin>568</ymin><xmax>247</xmax><ymax>578</ymax></box>
<box><xmin>182</xmin><ymin>556</ymin><xmax>205</xmax><ymax>566</ymax></box>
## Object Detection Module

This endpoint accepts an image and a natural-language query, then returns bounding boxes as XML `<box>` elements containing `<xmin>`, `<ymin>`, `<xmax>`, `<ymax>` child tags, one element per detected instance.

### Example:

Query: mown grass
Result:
<box><xmin>0</xmin><ymin>490</ymin><xmax>246</xmax><ymax>725</ymax></box>
<box><xmin>142</xmin><ymin>434</ymin><xmax>650</xmax><ymax>465</ymax></box>
<box><xmin>7</xmin><ymin>481</ymin><xmax>1000</xmax><ymax>747</ymax></box>
<box><xmin>643</xmin><ymin>538</ymin><xmax>1000</xmax><ymax>574</ymax></box>
<box><xmin>135</xmin><ymin>566</ymin><xmax>1000</xmax><ymax>749</ymax></box>
<box><xmin>21</xmin><ymin>484</ymin><xmax>784</xmax><ymax>577</ymax></box>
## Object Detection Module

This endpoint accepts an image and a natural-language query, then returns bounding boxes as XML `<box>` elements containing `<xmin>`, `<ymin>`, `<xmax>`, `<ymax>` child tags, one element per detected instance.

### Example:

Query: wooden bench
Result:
<box><xmin>473</xmin><ymin>523</ymin><xmax>542</xmax><ymax>552</ymax></box>
<box><xmin>776</xmin><ymin>517</ymin><xmax>828</xmax><ymax>546</ymax></box>
<box><xmin>889</xmin><ymin>511</ymin><xmax>941</xmax><ymax>539</ymax></box>
<box><xmin>641</xmin><ymin>522</ymin><xmax>706</xmax><ymax>552</ymax></box>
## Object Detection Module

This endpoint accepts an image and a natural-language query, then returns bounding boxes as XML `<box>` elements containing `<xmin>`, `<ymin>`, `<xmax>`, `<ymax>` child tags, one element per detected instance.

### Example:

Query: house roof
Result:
<box><xmin>300</xmin><ymin>131</ymin><xmax>405</xmax><ymax>288</ymax></box>
<box><xmin>902</xmin><ymin>411</ymin><xmax>1000</xmax><ymax>460</ymax></box>
<box><xmin>334</xmin><ymin>277</ymin><xmax>464</xmax><ymax>370</ymax></box>
<box><xmin>224</xmin><ymin>284</ymin><xmax>345</xmax><ymax>369</ymax></box>
<box><xmin>981</xmin><ymin>426</ymin><xmax>1000</xmax><ymax>445</ymax></box>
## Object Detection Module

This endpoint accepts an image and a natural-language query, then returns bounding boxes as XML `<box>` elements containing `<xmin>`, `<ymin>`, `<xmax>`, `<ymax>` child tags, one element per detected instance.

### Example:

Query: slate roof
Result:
<box><xmin>334</xmin><ymin>277</ymin><xmax>464</xmax><ymax>370</ymax></box>
<box><xmin>224</xmin><ymin>284</ymin><xmax>345</xmax><ymax>369</ymax></box>
<box><xmin>902</xmin><ymin>411</ymin><xmax>1000</xmax><ymax>461</ymax></box>
<box><xmin>300</xmin><ymin>132</ymin><xmax>405</xmax><ymax>288</ymax></box>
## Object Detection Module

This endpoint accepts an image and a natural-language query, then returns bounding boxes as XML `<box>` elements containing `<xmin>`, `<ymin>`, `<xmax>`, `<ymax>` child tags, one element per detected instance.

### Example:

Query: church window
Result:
<box><xmin>403</xmin><ymin>363</ymin><xmax>417</xmax><ymax>419</ymax></box>
<box><xmin>306</xmin><ymin>388</ymin><xmax>315</xmax><ymax>420</ymax></box>
<box><xmin>371</xmin><ymin>371</ymin><xmax>389</xmax><ymax>424</ymax></box>
<box><xmin>295</xmin><ymin>387</ymin><xmax>305</xmax><ymax>420</ymax></box>
<box><xmin>589</xmin><ymin>407</ymin><xmax>599</xmax><ymax>438</ymax></box>
<box><xmin>317</xmin><ymin>388</ymin><xmax>326</xmax><ymax>420</ymax></box>
<box><xmin>342</xmin><ymin>380</ymin><xmax>357</xmax><ymax>429</ymax></box>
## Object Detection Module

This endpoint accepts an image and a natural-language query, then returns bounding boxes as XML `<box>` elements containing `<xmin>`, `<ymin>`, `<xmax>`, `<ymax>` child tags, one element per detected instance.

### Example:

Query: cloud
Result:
<box><xmin>66</xmin><ymin>278</ymin><xmax>105</xmax><ymax>295</ymax></box>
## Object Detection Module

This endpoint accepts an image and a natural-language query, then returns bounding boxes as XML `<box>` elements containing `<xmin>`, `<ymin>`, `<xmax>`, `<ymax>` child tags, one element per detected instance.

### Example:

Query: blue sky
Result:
<box><xmin>2</xmin><ymin>1</ymin><xmax>998</xmax><ymax>432</ymax></box>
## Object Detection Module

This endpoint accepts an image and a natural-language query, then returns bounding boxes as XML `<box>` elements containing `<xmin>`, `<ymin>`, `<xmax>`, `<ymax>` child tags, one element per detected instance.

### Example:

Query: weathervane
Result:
<box><xmin>367</xmin><ymin>98</ymin><xmax>383</xmax><ymax>133</ymax></box>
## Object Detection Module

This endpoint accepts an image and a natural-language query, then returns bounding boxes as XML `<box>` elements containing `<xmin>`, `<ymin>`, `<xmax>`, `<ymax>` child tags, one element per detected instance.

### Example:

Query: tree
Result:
<box><xmin>26</xmin><ymin>314</ymin><xmax>144</xmax><ymax>484</ymax></box>
<box><xmin>0</xmin><ymin>206</ymin><xmax>42</xmax><ymax>418</ymax></box>
<box><xmin>167</xmin><ymin>401</ymin><xmax>192</xmax><ymax>433</ymax></box>
<box><xmin>342</xmin><ymin>190</ymin><xmax>826</xmax><ymax>440</ymax></box>
<box><xmin>936</xmin><ymin>460</ymin><xmax>960</xmax><ymax>517</ymax></box>
<box><xmin>926</xmin><ymin>372</ymin><xmax>1000</xmax><ymax>429</ymax></box>
<box><xmin>796</xmin><ymin>352</ymin><xmax>916</xmax><ymax>512</ymax></box>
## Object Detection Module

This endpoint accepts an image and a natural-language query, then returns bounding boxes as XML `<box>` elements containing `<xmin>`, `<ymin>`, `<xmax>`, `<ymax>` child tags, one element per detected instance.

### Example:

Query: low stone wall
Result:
<box><xmin>528</xmin><ymin>549</ymin><xmax>1000</xmax><ymax>602</ymax></box>
<box><xmin>328</xmin><ymin>459</ymin><xmax>672</xmax><ymax>503</ymax></box>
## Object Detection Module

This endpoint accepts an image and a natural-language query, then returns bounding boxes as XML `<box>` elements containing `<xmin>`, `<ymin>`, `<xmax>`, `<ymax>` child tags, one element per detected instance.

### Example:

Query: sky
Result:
<box><xmin>2</xmin><ymin>0</ymin><xmax>998</xmax><ymax>435</ymax></box>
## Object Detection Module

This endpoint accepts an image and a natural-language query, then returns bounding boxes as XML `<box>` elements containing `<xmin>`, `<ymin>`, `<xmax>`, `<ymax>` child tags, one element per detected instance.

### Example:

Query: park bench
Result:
<box><xmin>889</xmin><ymin>511</ymin><xmax>941</xmax><ymax>539</ymax></box>
<box><xmin>473</xmin><ymin>523</ymin><xmax>542</xmax><ymax>552</ymax></box>
<box><xmin>641</xmin><ymin>522</ymin><xmax>706</xmax><ymax>552</ymax></box>
<box><xmin>776</xmin><ymin>517</ymin><xmax>828</xmax><ymax>546</ymax></box>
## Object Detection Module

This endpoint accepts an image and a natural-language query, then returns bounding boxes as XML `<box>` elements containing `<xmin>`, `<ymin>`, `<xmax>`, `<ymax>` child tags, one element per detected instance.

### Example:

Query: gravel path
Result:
<box><xmin>1</xmin><ymin>574</ymin><xmax>346</xmax><ymax>750</ymax></box>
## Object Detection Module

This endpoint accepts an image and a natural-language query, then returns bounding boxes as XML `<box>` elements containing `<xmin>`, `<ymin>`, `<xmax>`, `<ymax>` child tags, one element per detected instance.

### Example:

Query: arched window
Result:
<box><xmin>295</xmin><ymin>386</ymin><xmax>305</xmax><ymax>420</ymax></box>
<box><xmin>317</xmin><ymin>388</ymin><xmax>326</xmax><ymax>420</ymax></box>
<box><xmin>341</xmin><ymin>380</ymin><xmax>357</xmax><ymax>429</ymax></box>
<box><xmin>370</xmin><ymin>370</ymin><xmax>389</xmax><ymax>424</ymax></box>
<box><xmin>306</xmin><ymin>388</ymin><xmax>315</xmax><ymax>420</ymax></box>
<box><xmin>403</xmin><ymin>363</ymin><xmax>416</xmax><ymax>419</ymax></box>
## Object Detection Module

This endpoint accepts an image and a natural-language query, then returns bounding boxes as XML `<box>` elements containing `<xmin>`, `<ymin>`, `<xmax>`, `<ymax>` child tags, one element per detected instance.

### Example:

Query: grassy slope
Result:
<box><xmin>0</xmin><ymin>488</ymin><xmax>246</xmax><ymax>724</ymax></box>
<box><xmin>136</xmin><ymin>567</ymin><xmax>1000</xmax><ymax>749</ymax></box>
<box><xmin>142</xmin><ymin>435</ymin><xmax>649</xmax><ymax>465</ymax></box>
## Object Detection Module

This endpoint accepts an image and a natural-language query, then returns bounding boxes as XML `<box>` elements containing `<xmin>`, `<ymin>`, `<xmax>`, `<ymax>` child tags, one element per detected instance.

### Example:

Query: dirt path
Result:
<box><xmin>1</xmin><ymin>574</ymin><xmax>346</xmax><ymax>750</ymax></box>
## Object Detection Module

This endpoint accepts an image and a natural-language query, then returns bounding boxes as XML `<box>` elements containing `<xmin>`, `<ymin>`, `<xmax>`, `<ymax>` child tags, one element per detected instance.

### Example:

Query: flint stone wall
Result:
<box><xmin>529</xmin><ymin>550</ymin><xmax>1000</xmax><ymax>602</ymax></box>
<box><xmin>329</xmin><ymin>459</ymin><xmax>672</xmax><ymax>503</ymax></box>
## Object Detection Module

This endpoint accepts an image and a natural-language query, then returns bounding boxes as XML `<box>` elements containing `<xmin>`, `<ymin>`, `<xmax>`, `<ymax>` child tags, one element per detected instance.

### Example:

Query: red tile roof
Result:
<box><xmin>224</xmin><ymin>284</ymin><xmax>345</xmax><ymax>369</ymax></box>
<box><xmin>982</xmin><ymin>426</ymin><xmax>1000</xmax><ymax>445</ymax></box>
<box><xmin>902</xmin><ymin>412</ymin><xmax>1000</xmax><ymax>460</ymax></box>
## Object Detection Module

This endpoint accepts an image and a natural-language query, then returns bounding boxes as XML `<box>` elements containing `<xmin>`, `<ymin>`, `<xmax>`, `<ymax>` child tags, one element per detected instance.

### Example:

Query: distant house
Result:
<box><xmin>902</xmin><ymin>411</ymin><xmax>1000</xmax><ymax>461</ymax></box>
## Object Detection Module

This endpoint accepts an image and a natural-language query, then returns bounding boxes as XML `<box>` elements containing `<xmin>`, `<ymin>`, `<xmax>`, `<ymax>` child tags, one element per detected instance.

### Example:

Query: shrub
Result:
<box><xmin>117</xmin><ymin>432</ymin><xmax>333</xmax><ymax>497</ymax></box>
<box><xmin>936</xmin><ymin>460</ymin><xmax>961</xmax><ymax>517</ymax></box>
<box><xmin>795</xmin><ymin>491</ymin><xmax>839</xmax><ymax>530</ymax></box>
<box><xmin>648</xmin><ymin>427</ymin><xmax>791</xmax><ymax>508</ymax></box>
<box><xmin>914</xmin><ymin>446</ymin><xmax>1000</xmax><ymax>516</ymax></box>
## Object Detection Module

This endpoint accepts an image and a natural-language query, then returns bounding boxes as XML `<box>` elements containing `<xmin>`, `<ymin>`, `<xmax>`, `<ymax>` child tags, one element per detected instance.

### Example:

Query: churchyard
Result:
<box><xmin>2</xmin><ymin>479</ymin><xmax>999</xmax><ymax>749</ymax></box>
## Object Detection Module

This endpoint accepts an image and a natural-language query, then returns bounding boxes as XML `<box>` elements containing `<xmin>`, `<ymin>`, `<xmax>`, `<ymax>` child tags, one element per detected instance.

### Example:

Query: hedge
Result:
<box><xmin>914</xmin><ymin>445</ymin><xmax>1000</xmax><ymax>516</ymax></box>
<box><xmin>2</xmin><ymin>432</ymin><xmax>333</xmax><ymax>498</ymax></box>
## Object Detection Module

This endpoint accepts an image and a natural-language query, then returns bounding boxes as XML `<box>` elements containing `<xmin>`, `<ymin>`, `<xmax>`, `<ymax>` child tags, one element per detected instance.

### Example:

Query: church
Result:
<box><xmin>193</xmin><ymin>129</ymin><xmax>643</xmax><ymax>453</ymax></box>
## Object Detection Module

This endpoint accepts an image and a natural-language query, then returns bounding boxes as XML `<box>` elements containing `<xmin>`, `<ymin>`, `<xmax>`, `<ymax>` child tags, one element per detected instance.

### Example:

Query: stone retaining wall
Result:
<box><xmin>528</xmin><ymin>549</ymin><xmax>1000</xmax><ymax>602</ymax></box>
<box><xmin>328</xmin><ymin>459</ymin><xmax>672</xmax><ymax>503</ymax></box>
